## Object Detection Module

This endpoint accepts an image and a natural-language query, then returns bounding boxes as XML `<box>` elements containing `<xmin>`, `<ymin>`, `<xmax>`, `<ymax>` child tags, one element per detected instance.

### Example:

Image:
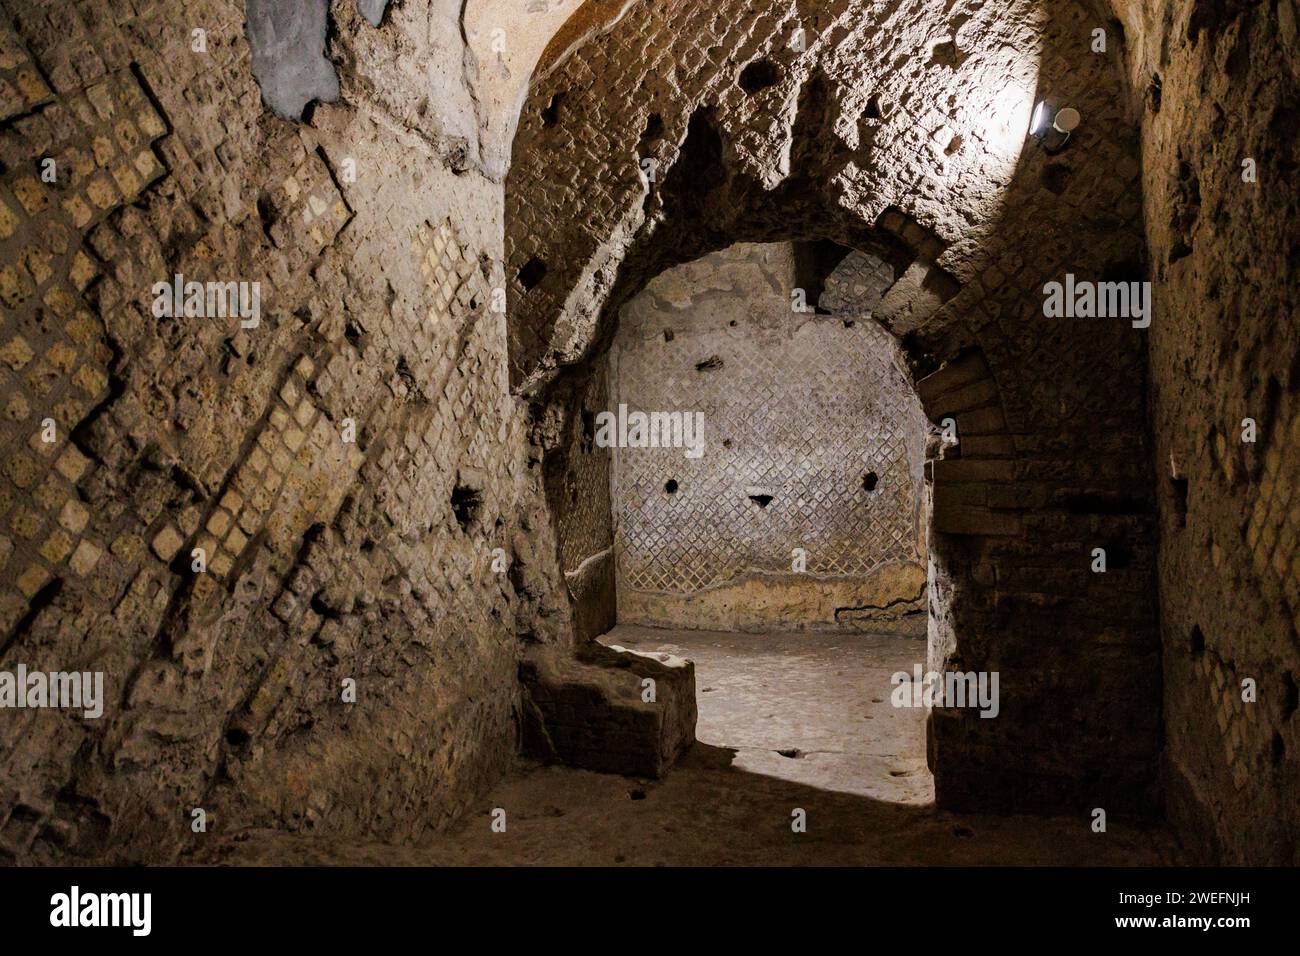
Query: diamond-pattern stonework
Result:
<box><xmin>0</xmin><ymin>0</ymin><xmax>1289</xmax><ymax>871</ymax></box>
<box><xmin>0</xmin><ymin>0</ymin><xmax>570</xmax><ymax>864</ymax></box>
<box><xmin>609</xmin><ymin>243</ymin><xmax>928</xmax><ymax>628</ymax></box>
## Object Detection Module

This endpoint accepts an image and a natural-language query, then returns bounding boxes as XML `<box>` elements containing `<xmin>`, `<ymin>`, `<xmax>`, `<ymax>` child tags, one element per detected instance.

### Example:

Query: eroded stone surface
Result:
<box><xmin>1113</xmin><ymin>0</ymin><xmax>1300</xmax><ymax>865</ymax></box>
<box><xmin>0</xmin><ymin>0</ymin><xmax>1293</xmax><ymax>867</ymax></box>
<box><xmin>0</xmin><ymin>0</ymin><xmax>568</xmax><ymax>865</ymax></box>
<box><xmin>519</xmin><ymin>641</ymin><xmax>696</xmax><ymax>777</ymax></box>
<box><xmin>508</xmin><ymin>0</ymin><xmax>1162</xmax><ymax>821</ymax></box>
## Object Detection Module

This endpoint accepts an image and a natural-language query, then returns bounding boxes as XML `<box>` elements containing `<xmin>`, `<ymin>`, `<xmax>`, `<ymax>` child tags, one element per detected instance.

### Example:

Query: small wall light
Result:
<box><xmin>1030</xmin><ymin>100</ymin><xmax>1049</xmax><ymax>135</ymax></box>
<box><xmin>1030</xmin><ymin>101</ymin><xmax>1081</xmax><ymax>153</ymax></box>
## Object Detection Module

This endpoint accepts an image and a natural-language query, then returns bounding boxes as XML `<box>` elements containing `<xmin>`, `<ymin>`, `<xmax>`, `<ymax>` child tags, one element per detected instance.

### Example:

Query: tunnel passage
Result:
<box><xmin>585</xmin><ymin>240</ymin><xmax>939</xmax><ymax>802</ymax></box>
<box><xmin>510</xmin><ymin>0</ymin><xmax>1162</xmax><ymax>819</ymax></box>
<box><xmin>0</xmin><ymin>0</ymin><xmax>1289</xmax><ymax>869</ymax></box>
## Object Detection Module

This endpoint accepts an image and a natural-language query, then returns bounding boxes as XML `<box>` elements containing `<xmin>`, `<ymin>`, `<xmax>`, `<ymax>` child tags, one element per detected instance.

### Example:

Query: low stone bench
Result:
<box><xmin>518</xmin><ymin>642</ymin><xmax>696</xmax><ymax>778</ymax></box>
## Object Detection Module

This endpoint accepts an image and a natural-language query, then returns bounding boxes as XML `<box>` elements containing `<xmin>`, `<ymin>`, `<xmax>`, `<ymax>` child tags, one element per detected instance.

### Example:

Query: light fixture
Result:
<box><xmin>1029</xmin><ymin>101</ymin><xmax>1080</xmax><ymax>153</ymax></box>
<box><xmin>1030</xmin><ymin>100</ymin><xmax>1049</xmax><ymax>136</ymax></box>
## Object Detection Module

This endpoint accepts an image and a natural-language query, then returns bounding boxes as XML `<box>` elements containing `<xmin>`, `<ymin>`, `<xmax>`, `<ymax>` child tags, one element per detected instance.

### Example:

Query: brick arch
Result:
<box><xmin>507</xmin><ymin>0</ymin><xmax>1162</xmax><ymax>816</ymax></box>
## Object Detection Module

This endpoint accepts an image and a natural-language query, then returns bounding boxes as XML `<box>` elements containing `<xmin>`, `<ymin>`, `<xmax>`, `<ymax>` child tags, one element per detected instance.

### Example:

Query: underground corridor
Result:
<box><xmin>0</xmin><ymin>0</ymin><xmax>1295</xmax><ymax>885</ymax></box>
<box><xmin>578</xmin><ymin>240</ymin><xmax>936</xmax><ymax>805</ymax></box>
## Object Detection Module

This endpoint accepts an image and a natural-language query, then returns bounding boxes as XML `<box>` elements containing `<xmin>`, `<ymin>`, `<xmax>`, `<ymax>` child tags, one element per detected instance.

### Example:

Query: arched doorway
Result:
<box><xmin>507</xmin><ymin>0</ymin><xmax>1161</xmax><ymax>819</ymax></box>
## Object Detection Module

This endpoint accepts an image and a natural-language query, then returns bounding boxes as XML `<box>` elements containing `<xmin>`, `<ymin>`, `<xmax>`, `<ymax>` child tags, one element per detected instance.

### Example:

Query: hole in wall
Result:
<box><xmin>640</xmin><ymin>112</ymin><xmax>663</xmax><ymax>143</ymax></box>
<box><xmin>1146</xmin><ymin>72</ymin><xmax>1162</xmax><ymax>113</ymax></box>
<box><xmin>1171</xmin><ymin>475</ymin><xmax>1189</xmax><ymax>527</ymax></box>
<box><xmin>658</xmin><ymin>106</ymin><xmax>725</xmax><ymax>223</ymax></box>
<box><xmin>738</xmin><ymin>58</ymin><xmax>780</xmax><ymax>94</ymax></box>
<box><xmin>664</xmin><ymin>479</ymin><xmax>678</xmax><ymax>494</ymax></box>
<box><xmin>863</xmin><ymin>471</ymin><xmax>879</xmax><ymax>491</ymax></box>
<box><xmin>864</xmin><ymin>95</ymin><xmax>884</xmax><ymax>120</ymax></box>
<box><xmin>310</xmin><ymin>592</ymin><xmax>343</xmax><ymax>620</ymax></box>
<box><xmin>1041</xmin><ymin>163</ymin><xmax>1072</xmax><ymax>195</ymax></box>
<box><xmin>541</xmin><ymin>92</ymin><xmax>564</xmax><ymax>127</ymax></box>
<box><xmin>344</xmin><ymin>320</ymin><xmax>364</xmax><ymax>348</ymax></box>
<box><xmin>1108</xmin><ymin>17</ymin><xmax>1126</xmax><ymax>49</ymax></box>
<box><xmin>663</xmin><ymin>329</ymin><xmax>674</xmax><ymax>342</ymax></box>
<box><xmin>450</xmin><ymin>484</ymin><xmax>482</xmax><ymax>530</ymax></box>
<box><xmin>748</xmin><ymin>493</ymin><xmax>774</xmax><ymax>508</ymax></box>
<box><xmin>792</xmin><ymin>239</ymin><xmax>853</xmax><ymax>315</ymax></box>
<box><xmin>517</xmin><ymin>257</ymin><xmax>547</xmax><ymax>291</ymax></box>
<box><xmin>255</xmin><ymin>193</ymin><xmax>278</xmax><ymax>240</ymax></box>
<box><xmin>695</xmin><ymin>355</ymin><xmax>723</xmax><ymax>371</ymax></box>
<box><xmin>928</xmin><ymin>39</ymin><xmax>962</xmax><ymax>68</ymax></box>
<box><xmin>1188</xmin><ymin>625</ymin><xmax>1205</xmax><ymax>657</ymax></box>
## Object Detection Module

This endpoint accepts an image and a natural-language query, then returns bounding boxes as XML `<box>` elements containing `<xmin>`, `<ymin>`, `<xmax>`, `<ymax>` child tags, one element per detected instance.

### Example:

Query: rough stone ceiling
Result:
<box><xmin>502</xmin><ymin>0</ymin><xmax>1139</xmax><ymax>393</ymax></box>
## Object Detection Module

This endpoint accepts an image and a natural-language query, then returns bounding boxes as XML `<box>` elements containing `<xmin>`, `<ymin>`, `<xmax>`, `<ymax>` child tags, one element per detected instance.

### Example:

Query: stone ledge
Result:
<box><xmin>518</xmin><ymin>642</ymin><xmax>696</xmax><ymax>778</ymax></box>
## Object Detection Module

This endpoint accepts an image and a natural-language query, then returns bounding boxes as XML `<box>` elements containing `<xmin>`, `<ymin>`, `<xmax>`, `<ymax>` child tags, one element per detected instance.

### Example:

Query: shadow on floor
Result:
<box><xmin>195</xmin><ymin>741</ymin><xmax>1182</xmax><ymax>866</ymax></box>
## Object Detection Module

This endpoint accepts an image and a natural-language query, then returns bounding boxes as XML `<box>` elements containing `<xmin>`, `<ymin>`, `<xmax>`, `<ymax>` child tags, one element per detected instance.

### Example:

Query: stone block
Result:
<box><xmin>518</xmin><ymin>642</ymin><xmax>696</xmax><ymax>778</ymax></box>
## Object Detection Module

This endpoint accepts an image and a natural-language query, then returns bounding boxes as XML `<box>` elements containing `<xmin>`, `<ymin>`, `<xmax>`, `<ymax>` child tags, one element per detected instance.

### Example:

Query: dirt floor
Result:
<box><xmin>200</xmin><ymin>625</ymin><xmax>1182</xmax><ymax>865</ymax></box>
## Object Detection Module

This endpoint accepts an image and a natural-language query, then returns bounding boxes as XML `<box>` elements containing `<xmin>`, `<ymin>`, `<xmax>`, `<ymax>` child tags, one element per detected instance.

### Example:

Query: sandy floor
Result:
<box><xmin>202</xmin><ymin>625</ymin><xmax>1181</xmax><ymax>866</ymax></box>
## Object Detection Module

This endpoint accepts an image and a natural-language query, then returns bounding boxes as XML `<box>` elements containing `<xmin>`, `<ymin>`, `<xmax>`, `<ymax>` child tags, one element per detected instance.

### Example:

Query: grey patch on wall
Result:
<box><xmin>245</xmin><ymin>0</ymin><xmax>340</xmax><ymax>121</ymax></box>
<box><xmin>358</xmin><ymin>0</ymin><xmax>390</xmax><ymax>27</ymax></box>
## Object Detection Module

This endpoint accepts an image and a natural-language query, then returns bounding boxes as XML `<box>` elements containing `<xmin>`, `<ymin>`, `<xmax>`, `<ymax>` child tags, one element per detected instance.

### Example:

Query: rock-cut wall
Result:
<box><xmin>1112</xmin><ymin>0</ymin><xmax>1300</xmax><ymax>864</ymax></box>
<box><xmin>0</xmin><ymin>0</ymin><xmax>569</xmax><ymax>864</ymax></box>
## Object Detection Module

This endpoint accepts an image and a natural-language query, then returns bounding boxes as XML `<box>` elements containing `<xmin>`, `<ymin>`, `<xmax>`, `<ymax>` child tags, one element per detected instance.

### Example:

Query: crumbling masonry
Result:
<box><xmin>0</xmin><ymin>0</ymin><xmax>1295</xmax><ymax>865</ymax></box>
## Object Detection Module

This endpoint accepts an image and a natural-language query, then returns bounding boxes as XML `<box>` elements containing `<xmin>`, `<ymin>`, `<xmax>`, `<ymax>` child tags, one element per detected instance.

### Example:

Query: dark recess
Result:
<box><xmin>518</xmin><ymin>257</ymin><xmax>547</xmax><ymax>290</ymax></box>
<box><xmin>738</xmin><ymin>59</ymin><xmax>780</xmax><ymax>94</ymax></box>
<box><xmin>542</xmin><ymin>92</ymin><xmax>564</xmax><ymax>126</ymax></box>
<box><xmin>451</xmin><ymin>484</ymin><xmax>482</xmax><ymax>529</ymax></box>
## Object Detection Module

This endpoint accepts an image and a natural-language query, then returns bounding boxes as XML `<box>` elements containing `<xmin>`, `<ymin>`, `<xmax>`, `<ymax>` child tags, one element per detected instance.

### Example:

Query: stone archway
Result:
<box><xmin>506</xmin><ymin>0</ymin><xmax>1162</xmax><ymax>817</ymax></box>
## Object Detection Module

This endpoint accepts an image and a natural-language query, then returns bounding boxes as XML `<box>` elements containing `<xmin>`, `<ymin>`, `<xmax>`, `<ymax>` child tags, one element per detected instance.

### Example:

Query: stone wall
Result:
<box><xmin>0</xmin><ymin>0</ymin><xmax>1292</xmax><ymax>867</ymax></box>
<box><xmin>609</xmin><ymin>241</ymin><xmax>928</xmax><ymax>632</ymax></box>
<box><xmin>0</xmin><ymin>0</ymin><xmax>571</xmax><ymax>863</ymax></box>
<box><xmin>547</xmin><ymin>361</ymin><xmax>616</xmax><ymax>643</ymax></box>
<box><xmin>1111</xmin><ymin>0</ymin><xmax>1300</xmax><ymax>864</ymax></box>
